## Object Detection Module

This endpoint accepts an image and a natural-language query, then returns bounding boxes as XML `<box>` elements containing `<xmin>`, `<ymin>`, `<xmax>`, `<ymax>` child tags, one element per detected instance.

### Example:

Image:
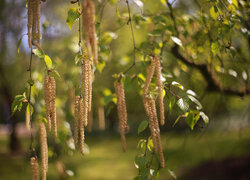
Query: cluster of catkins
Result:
<box><xmin>27</xmin><ymin>0</ymin><xmax>44</xmax><ymax>48</ymax></box>
<box><xmin>82</xmin><ymin>0</ymin><xmax>98</xmax><ymax>65</ymax></box>
<box><xmin>143</xmin><ymin>55</ymin><xmax>165</xmax><ymax>168</ymax></box>
<box><xmin>115</xmin><ymin>80</ymin><xmax>129</xmax><ymax>152</ymax></box>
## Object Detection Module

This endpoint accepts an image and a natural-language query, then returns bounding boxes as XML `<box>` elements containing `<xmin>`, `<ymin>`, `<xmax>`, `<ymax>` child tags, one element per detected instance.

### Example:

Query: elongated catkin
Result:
<box><xmin>155</xmin><ymin>56</ymin><xmax>165</xmax><ymax>126</ymax></box>
<box><xmin>115</xmin><ymin>81</ymin><xmax>128</xmax><ymax>152</ymax></box>
<box><xmin>39</xmin><ymin>122</ymin><xmax>48</xmax><ymax>180</ymax></box>
<box><xmin>79</xmin><ymin>97</ymin><xmax>85</xmax><ymax>155</ymax></box>
<box><xmin>74</xmin><ymin>96</ymin><xmax>80</xmax><ymax>148</ymax></box>
<box><xmin>50</xmin><ymin>76</ymin><xmax>57</xmax><ymax>137</ymax></box>
<box><xmin>44</xmin><ymin>75</ymin><xmax>51</xmax><ymax>131</ymax></box>
<box><xmin>30</xmin><ymin>157</ymin><xmax>39</xmax><ymax>180</ymax></box>
<box><xmin>83</xmin><ymin>59</ymin><xmax>90</xmax><ymax>126</ymax></box>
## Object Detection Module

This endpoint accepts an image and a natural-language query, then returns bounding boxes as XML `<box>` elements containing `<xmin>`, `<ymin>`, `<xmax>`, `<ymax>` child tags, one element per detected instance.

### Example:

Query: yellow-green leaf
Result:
<box><xmin>210</xmin><ymin>6</ymin><xmax>219</xmax><ymax>20</ymax></box>
<box><xmin>44</xmin><ymin>55</ymin><xmax>53</xmax><ymax>69</ymax></box>
<box><xmin>66</xmin><ymin>8</ymin><xmax>80</xmax><ymax>29</ymax></box>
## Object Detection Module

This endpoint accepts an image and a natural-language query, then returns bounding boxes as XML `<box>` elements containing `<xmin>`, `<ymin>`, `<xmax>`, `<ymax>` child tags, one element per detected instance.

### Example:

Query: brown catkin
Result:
<box><xmin>26</xmin><ymin>110</ymin><xmax>31</xmax><ymax>132</ymax></box>
<box><xmin>143</xmin><ymin>60</ymin><xmax>156</xmax><ymax>97</ymax></box>
<box><xmin>149</xmin><ymin>98</ymin><xmax>165</xmax><ymax>168</ymax></box>
<box><xmin>44</xmin><ymin>75</ymin><xmax>51</xmax><ymax>131</ymax></box>
<box><xmin>115</xmin><ymin>81</ymin><xmax>127</xmax><ymax>152</ymax></box>
<box><xmin>50</xmin><ymin>76</ymin><xmax>57</xmax><ymax>137</ymax></box>
<box><xmin>98</xmin><ymin>105</ymin><xmax>105</xmax><ymax>130</ymax></box>
<box><xmin>30</xmin><ymin>157</ymin><xmax>39</xmax><ymax>180</ymax></box>
<box><xmin>144</xmin><ymin>97</ymin><xmax>158</xmax><ymax>153</ymax></box>
<box><xmin>74</xmin><ymin>96</ymin><xmax>80</xmax><ymax>148</ymax></box>
<box><xmin>155</xmin><ymin>56</ymin><xmax>165</xmax><ymax>126</ymax></box>
<box><xmin>39</xmin><ymin>122</ymin><xmax>48</xmax><ymax>180</ymax></box>
<box><xmin>83</xmin><ymin>59</ymin><xmax>90</xmax><ymax>126</ymax></box>
<box><xmin>88</xmin><ymin>66</ymin><xmax>93</xmax><ymax>113</ymax></box>
<box><xmin>87</xmin><ymin>109</ymin><xmax>93</xmax><ymax>132</ymax></box>
<box><xmin>79</xmin><ymin>97</ymin><xmax>85</xmax><ymax>155</ymax></box>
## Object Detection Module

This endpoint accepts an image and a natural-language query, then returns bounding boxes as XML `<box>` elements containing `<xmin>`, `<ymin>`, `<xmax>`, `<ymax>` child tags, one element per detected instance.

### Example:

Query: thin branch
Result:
<box><xmin>123</xmin><ymin>0</ymin><xmax>137</xmax><ymax>74</ymax></box>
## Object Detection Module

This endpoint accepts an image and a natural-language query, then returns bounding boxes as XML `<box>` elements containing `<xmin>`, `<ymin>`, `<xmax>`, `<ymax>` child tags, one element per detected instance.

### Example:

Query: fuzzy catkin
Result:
<box><xmin>88</xmin><ymin>66</ymin><xmax>93</xmax><ymax>113</ymax></box>
<box><xmin>44</xmin><ymin>75</ymin><xmax>51</xmax><ymax>131</ymax></box>
<box><xmin>39</xmin><ymin>122</ymin><xmax>48</xmax><ymax>180</ymax></box>
<box><xmin>143</xmin><ymin>60</ymin><xmax>156</xmax><ymax>97</ymax></box>
<box><xmin>115</xmin><ymin>81</ymin><xmax>128</xmax><ymax>152</ymax></box>
<box><xmin>79</xmin><ymin>97</ymin><xmax>85</xmax><ymax>155</ymax></box>
<box><xmin>30</xmin><ymin>157</ymin><xmax>39</xmax><ymax>180</ymax></box>
<box><xmin>83</xmin><ymin>59</ymin><xmax>90</xmax><ymax>126</ymax></box>
<box><xmin>50</xmin><ymin>76</ymin><xmax>57</xmax><ymax>137</ymax></box>
<box><xmin>98</xmin><ymin>105</ymin><xmax>105</xmax><ymax>130</ymax></box>
<box><xmin>155</xmin><ymin>56</ymin><xmax>165</xmax><ymax>126</ymax></box>
<box><xmin>74</xmin><ymin>96</ymin><xmax>80</xmax><ymax>148</ymax></box>
<box><xmin>149</xmin><ymin>98</ymin><xmax>165</xmax><ymax>168</ymax></box>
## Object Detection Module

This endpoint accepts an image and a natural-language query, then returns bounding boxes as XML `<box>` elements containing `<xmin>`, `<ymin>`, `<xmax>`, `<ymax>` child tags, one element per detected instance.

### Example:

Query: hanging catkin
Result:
<box><xmin>39</xmin><ymin>122</ymin><xmax>48</xmax><ymax>180</ymax></box>
<box><xmin>155</xmin><ymin>56</ymin><xmax>165</xmax><ymax>126</ymax></box>
<box><xmin>83</xmin><ymin>59</ymin><xmax>90</xmax><ymax>126</ymax></box>
<box><xmin>44</xmin><ymin>75</ymin><xmax>57</xmax><ymax>136</ymax></box>
<box><xmin>26</xmin><ymin>110</ymin><xmax>31</xmax><ymax>132</ymax></box>
<box><xmin>79</xmin><ymin>97</ymin><xmax>85</xmax><ymax>155</ymax></box>
<box><xmin>88</xmin><ymin>66</ymin><xmax>93</xmax><ymax>112</ymax></box>
<box><xmin>98</xmin><ymin>105</ymin><xmax>105</xmax><ymax>130</ymax></box>
<box><xmin>44</xmin><ymin>75</ymin><xmax>51</xmax><ymax>131</ymax></box>
<box><xmin>149</xmin><ymin>98</ymin><xmax>165</xmax><ymax>168</ymax></box>
<box><xmin>30</xmin><ymin>157</ymin><xmax>39</xmax><ymax>180</ymax></box>
<box><xmin>50</xmin><ymin>76</ymin><xmax>57</xmax><ymax>137</ymax></box>
<box><xmin>27</xmin><ymin>0</ymin><xmax>41</xmax><ymax>48</ymax></box>
<box><xmin>74</xmin><ymin>96</ymin><xmax>80</xmax><ymax>148</ymax></box>
<box><xmin>115</xmin><ymin>80</ymin><xmax>128</xmax><ymax>152</ymax></box>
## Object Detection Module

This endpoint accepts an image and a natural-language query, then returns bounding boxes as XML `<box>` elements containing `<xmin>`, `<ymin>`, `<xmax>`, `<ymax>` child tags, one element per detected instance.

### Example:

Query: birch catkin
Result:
<box><xmin>79</xmin><ymin>97</ymin><xmax>85</xmax><ymax>155</ymax></box>
<box><xmin>50</xmin><ymin>76</ymin><xmax>57</xmax><ymax>137</ymax></box>
<box><xmin>115</xmin><ymin>81</ymin><xmax>128</xmax><ymax>152</ymax></box>
<box><xmin>74</xmin><ymin>96</ymin><xmax>80</xmax><ymax>148</ymax></box>
<box><xmin>155</xmin><ymin>56</ymin><xmax>165</xmax><ymax>126</ymax></box>
<box><xmin>44</xmin><ymin>75</ymin><xmax>51</xmax><ymax>131</ymax></box>
<box><xmin>30</xmin><ymin>157</ymin><xmax>39</xmax><ymax>180</ymax></box>
<box><xmin>83</xmin><ymin>59</ymin><xmax>90</xmax><ymax>126</ymax></box>
<box><xmin>27</xmin><ymin>0</ymin><xmax>41</xmax><ymax>48</ymax></box>
<box><xmin>39</xmin><ymin>122</ymin><xmax>48</xmax><ymax>180</ymax></box>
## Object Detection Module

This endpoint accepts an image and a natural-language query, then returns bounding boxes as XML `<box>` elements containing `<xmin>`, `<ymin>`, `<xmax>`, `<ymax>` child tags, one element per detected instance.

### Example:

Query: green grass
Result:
<box><xmin>0</xmin><ymin>128</ymin><xmax>249</xmax><ymax>180</ymax></box>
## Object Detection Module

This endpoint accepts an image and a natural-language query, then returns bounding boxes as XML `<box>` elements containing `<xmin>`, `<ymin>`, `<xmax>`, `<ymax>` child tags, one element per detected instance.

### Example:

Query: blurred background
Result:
<box><xmin>0</xmin><ymin>0</ymin><xmax>249</xmax><ymax>179</ymax></box>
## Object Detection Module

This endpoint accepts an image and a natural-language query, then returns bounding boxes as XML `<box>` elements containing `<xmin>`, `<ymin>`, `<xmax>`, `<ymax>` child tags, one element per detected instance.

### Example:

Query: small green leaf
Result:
<box><xmin>74</xmin><ymin>54</ymin><xmax>82</xmax><ymax>65</ymax></box>
<box><xmin>200</xmin><ymin>112</ymin><xmax>209</xmax><ymax>124</ymax></box>
<box><xmin>44</xmin><ymin>55</ymin><xmax>53</xmax><ymax>69</ymax></box>
<box><xmin>171</xmin><ymin>36</ymin><xmax>183</xmax><ymax>47</ymax></box>
<box><xmin>32</xmin><ymin>48</ymin><xmax>45</xmax><ymax>59</ymax></box>
<box><xmin>210</xmin><ymin>6</ymin><xmax>219</xmax><ymax>20</ymax></box>
<box><xmin>147</xmin><ymin>137</ymin><xmax>154</xmax><ymax>151</ymax></box>
<box><xmin>176</xmin><ymin>98</ymin><xmax>189</xmax><ymax>112</ymax></box>
<box><xmin>26</xmin><ymin>104</ymin><xmax>34</xmax><ymax>116</ymax></box>
<box><xmin>188</xmin><ymin>95</ymin><xmax>202</xmax><ymax>110</ymax></box>
<box><xmin>185</xmin><ymin>112</ymin><xmax>195</xmax><ymax>130</ymax></box>
<box><xmin>168</xmin><ymin>96</ymin><xmax>176</xmax><ymax>114</ymax></box>
<box><xmin>173</xmin><ymin>115</ymin><xmax>181</xmax><ymax>127</ymax></box>
<box><xmin>51</xmin><ymin>70</ymin><xmax>61</xmax><ymax>79</ymax></box>
<box><xmin>96</xmin><ymin>60</ymin><xmax>106</xmax><ymax>73</ymax></box>
<box><xmin>11</xmin><ymin>95</ymin><xmax>26</xmax><ymax>116</ymax></box>
<box><xmin>211</xmin><ymin>41</ymin><xmax>220</xmax><ymax>56</ymax></box>
<box><xmin>66</xmin><ymin>8</ymin><xmax>80</xmax><ymax>29</ymax></box>
<box><xmin>168</xmin><ymin>169</ymin><xmax>177</xmax><ymax>179</ymax></box>
<box><xmin>138</xmin><ymin>120</ymin><xmax>148</xmax><ymax>134</ymax></box>
<box><xmin>17</xmin><ymin>36</ymin><xmax>23</xmax><ymax>54</ymax></box>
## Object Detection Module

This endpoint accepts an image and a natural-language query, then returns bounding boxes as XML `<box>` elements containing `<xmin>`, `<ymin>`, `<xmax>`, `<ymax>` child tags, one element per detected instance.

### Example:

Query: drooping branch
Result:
<box><xmin>167</xmin><ymin>1</ymin><xmax>250</xmax><ymax>97</ymax></box>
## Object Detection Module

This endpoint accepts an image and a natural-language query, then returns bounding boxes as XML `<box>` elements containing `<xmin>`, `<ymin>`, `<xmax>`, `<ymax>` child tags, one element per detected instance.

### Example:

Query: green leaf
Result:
<box><xmin>66</xmin><ymin>8</ymin><xmax>80</xmax><ymax>29</ymax></box>
<box><xmin>32</xmin><ymin>48</ymin><xmax>45</xmax><ymax>59</ymax></box>
<box><xmin>171</xmin><ymin>36</ymin><xmax>183</xmax><ymax>47</ymax></box>
<box><xmin>74</xmin><ymin>54</ymin><xmax>82</xmax><ymax>65</ymax></box>
<box><xmin>17</xmin><ymin>36</ymin><xmax>23</xmax><ymax>54</ymax></box>
<box><xmin>44</xmin><ymin>55</ymin><xmax>53</xmax><ymax>69</ymax></box>
<box><xmin>176</xmin><ymin>98</ymin><xmax>189</xmax><ymax>112</ymax></box>
<box><xmin>173</xmin><ymin>115</ymin><xmax>181</xmax><ymax>127</ymax></box>
<box><xmin>200</xmin><ymin>112</ymin><xmax>209</xmax><ymax>124</ymax></box>
<box><xmin>211</xmin><ymin>41</ymin><xmax>220</xmax><ymax>56</ymax></box>
<box><xmin>147</xmin><ymin>137</ymin><xmax>154</xmax><ymax>151</ymax></box>
<box><xmin>168</xmin><ymin>96</ymin><xmax>176</xmax><ymax>114</ymax></box>
<box><xmin>135</xmin><ymin>156</ymin><xmax>148</xmax><ymax>168</ymax></box>
<box><xmin>210</xmin><ymin>6</ymin><xmax>219</xmax><ymax>20</ymax></box>
<box><xmin>96</xmin><ymin>60</ymin><xmax>106</xmax><ymax>73</ymax></box>
<box><xmin>138</xmin><ymin>120</ymin><xmax>148</xmax><ymax>134</ymax></box>
<box><xmin>185</xmin><ymin>112</ymin><xmax>195</xmax><ymax>130</ymax></box>
<box><xmin>11</xmin><ymin>95</ymin><xmax>26</xmax><ymax>116</ymax></box>
<box><xmin>51</xmin><ymin>70</ymin><xmax>61</xmax><ymax>79</ymax></box>
<box><xmin>188</xmin><ymin>95</ymin><xmax>202</xmax><ymax>110</ymax></box>
<box><xmin>168</xmin><ymin>169</ymin><xmax>177</xmax><ymax>179</ymax></box>
<box><xmin>26</xmin><ymin>103</ymin><xmax>34</xmax><ymax>116</ymax></box>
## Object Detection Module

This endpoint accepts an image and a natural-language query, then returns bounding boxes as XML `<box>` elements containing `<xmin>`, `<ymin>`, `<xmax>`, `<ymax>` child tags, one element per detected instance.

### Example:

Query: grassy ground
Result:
<box><xmin>0</xmin><ymin>127</ymin><xmax>249</xmax><ymax>180</ymax></box>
